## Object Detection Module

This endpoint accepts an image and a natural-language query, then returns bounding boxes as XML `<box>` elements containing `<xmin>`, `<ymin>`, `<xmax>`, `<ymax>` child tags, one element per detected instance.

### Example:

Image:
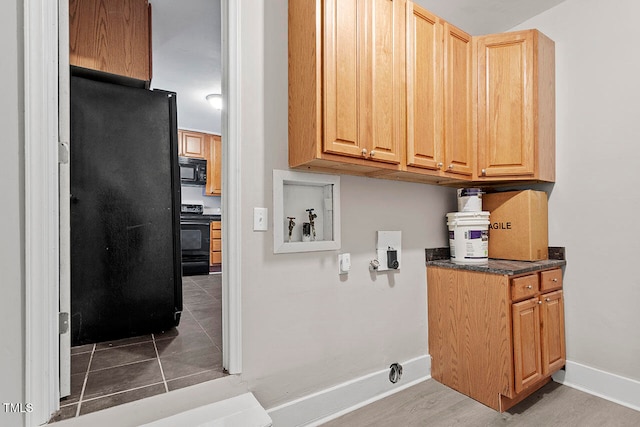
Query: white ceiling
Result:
<box><xmin>416</xmin><ymin>0</ymin><xmax>566</xmax><ymax>35</ymax></box>
<box><xmin>150</xmin><ymin>0</ymin><xmax>222</xmax><ymax>134</ymax></box>
<box><xmin>149</xmin><ymin>0</ymin><xmax>566</xmax><ymax>134</ymax></box>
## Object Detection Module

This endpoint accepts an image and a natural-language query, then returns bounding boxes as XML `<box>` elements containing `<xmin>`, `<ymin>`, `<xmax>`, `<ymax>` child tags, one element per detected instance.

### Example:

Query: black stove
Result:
<box><xmin>179</xmin><ymin>204</ymin><xmax>218</xmax><ymax>276</ymax></box>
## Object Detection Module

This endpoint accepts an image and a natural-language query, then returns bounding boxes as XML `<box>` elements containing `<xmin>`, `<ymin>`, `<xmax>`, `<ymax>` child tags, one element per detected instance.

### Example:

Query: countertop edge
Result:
<box><xmin>426</xmin><ymin>259</ymin><xmax>566</xmax><ymax>276</ymax></box>
<box><xmin>425</xmin><ymin>247</ymin><xmax>566</xmax><ymax>276</ymax></box>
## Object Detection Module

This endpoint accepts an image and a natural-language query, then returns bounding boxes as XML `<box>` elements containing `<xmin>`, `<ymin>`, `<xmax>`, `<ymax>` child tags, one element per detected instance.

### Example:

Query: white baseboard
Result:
<box><xmin>553</xmin><ymin>360</ymin><xmax>640</xmax><ymax>412</ymax></box>
<box><xmin>266</xmin><ymin>355</ymin><xmax>431</xmax><ymax>427</ymax></box>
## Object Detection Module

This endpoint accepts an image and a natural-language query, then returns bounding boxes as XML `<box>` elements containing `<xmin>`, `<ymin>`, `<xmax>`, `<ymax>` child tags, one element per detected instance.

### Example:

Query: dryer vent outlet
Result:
<box><xmin>389</xmin><ymin>363</ymin><xmax>403</xmax><ymax>384</ymax></box>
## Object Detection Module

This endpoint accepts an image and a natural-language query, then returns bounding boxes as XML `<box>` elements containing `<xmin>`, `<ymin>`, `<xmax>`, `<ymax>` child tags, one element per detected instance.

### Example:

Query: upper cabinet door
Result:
<box><xmin>365</xmin><ymin>0</ymin><xmax>405</xmax><ymax>163</ymax></box>
<box><xmin>406</xmin><ymin>5</ymin><xmax>471</xmax><ymax>178</ymax></box>
<box><xmin>323</xmin><ymin>0</ymin><xmax>404</xmax><ymax>163</ymax></box>
<box><xmin>476</xmin><ymin>31</ymin><xmax>536</xmax><ymax>178</ymax></box>
<box><xmin>180</xmin><ymin>130</ymin><xmax>208</xmax><ymax>159</ymax></box>
<box><xmin>207</xmin><ymin>135</ymin><xmax>222</xmax><ymax>196</ymax></box>
<box><xmin>69</xmin><ymin>0</ymin><xmax>152</xmax><ymax>82</ymax></box>
<box><xmin>406</xmin><ymin>3</ymin><xmax>442</xmax><ymax>170</ymax></box>
<box><xmin>443</xmin><ymin>22</ymin><xmax>472</xmax><ymax>177</ymax></box>
<box><xmin>323</xmin><ymin>0</ymin><xmax>365</xmax><ymax>158</ymax></box>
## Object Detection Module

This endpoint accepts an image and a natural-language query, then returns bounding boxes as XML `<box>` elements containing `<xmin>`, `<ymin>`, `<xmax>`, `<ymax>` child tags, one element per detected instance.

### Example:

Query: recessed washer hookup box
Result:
<box><xmin>482</xmin><ymin>190</ymin><xmax>548</xmax><ymax>261</ymax></box>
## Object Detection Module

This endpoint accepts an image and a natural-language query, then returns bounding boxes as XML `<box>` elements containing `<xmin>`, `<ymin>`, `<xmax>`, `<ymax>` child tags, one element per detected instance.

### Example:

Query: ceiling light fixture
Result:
<box><xmin>206</xmin><ymin>93</ymin><xmax>223</xmax><ymax>110</ymax></box>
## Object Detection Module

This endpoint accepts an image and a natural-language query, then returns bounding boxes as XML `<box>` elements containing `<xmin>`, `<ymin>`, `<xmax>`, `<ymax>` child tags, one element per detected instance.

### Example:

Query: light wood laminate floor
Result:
<box><xmin>323</xmin><ymin>379</ymin><xmax>640</xmax><ymax>426</ymax></box>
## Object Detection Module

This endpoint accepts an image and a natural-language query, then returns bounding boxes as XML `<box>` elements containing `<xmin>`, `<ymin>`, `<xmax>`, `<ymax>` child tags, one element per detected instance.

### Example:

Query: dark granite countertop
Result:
<box><xmin>425</xmin><ymin>247</ymin><xmax>566</xmax><ymax>276</ymax></box>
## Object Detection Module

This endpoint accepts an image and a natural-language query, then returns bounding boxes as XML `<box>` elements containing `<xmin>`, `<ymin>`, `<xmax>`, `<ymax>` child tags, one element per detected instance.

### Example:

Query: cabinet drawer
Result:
<box><xmin>210</xmin><ymin>239</ymin><xmax>221</xmax><ymax>252</ymax></box>
<box><xmin>210</xmin><ymin>251</ymin><xmax>222</xmax><ymax>264</ymax></box>
<box><xmin>511</xmin><ymin>274</ymin><xmax>539</xmax><ymax>302</ymax></box>
<box><xmin>210</xmin><ymin>221</ymin><xmax>221</xmax><ymax>231</ymax></box>
<box><xmin>211</xmin><ymin>230</ymin><xmax>221</xmax><ymax>239</ymax></box>
<box><xmin>540</xmin><ymin>268</ymin><xmax>562</xmax><ymax>292</ymax></box>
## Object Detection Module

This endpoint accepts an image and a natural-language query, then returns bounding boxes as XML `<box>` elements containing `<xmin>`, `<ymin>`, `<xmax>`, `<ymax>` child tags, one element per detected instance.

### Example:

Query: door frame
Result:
<box><xmin>24</xmin><ymin>0</ymin><xmax>243</xmax><ymax>424</ymax></box>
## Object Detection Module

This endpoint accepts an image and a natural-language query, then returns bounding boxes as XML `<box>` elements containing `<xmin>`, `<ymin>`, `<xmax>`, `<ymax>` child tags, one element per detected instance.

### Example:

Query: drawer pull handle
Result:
<box><xmin>552</xmin><ymin>278</ymin><xmax>558</xmax><ymax>282</ymax></box>
<box><xmin>526</xmin><ymin>285</ymin><xmax>533</xmax><ymax>289</ymax></box>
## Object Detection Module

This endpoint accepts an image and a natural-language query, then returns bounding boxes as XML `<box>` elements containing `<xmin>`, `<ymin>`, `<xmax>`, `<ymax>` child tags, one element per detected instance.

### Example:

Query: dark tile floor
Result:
<box><xmin>50</xmin><ymin>274</ymin><xmax>226</xmax><ymax>423</ymax></box>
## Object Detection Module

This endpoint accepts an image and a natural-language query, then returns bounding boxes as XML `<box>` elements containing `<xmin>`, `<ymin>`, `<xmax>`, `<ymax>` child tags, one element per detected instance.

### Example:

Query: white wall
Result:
<box><xmin>237</xmin><ymin>0</ymin><xmax>455</xmax><ymax>409</ymax></box>
<box><xmin>0</xmin><ymin>0</ymin><xmax>25</xmax><ymax>426</ymax></box>
<box><xmin>512</xmin><ymin>0</ymin><xmax>640</xmax><ymax>382</ymax></box>
<box><xmin>180</xmin><ymin>186</ymin><xmax>221</xmax><ymax>213</ymax></box>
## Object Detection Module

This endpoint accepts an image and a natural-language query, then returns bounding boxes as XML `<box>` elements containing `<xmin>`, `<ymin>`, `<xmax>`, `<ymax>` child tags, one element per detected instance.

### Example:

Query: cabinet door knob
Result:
<box><xmin>370</xmin><ymin>150</ymin><xmax>376</xmax><ymax>157</ymax></box>
<box><xmin>481</xmin><ymin>169</ymin><xmax>486</xmax><ymax>176</ymax></box>
<box><xmin>545</xmin><ymin>297</ymin><xmax>551</xmax><ymax>302</ymax></box>
<box><xmin>448</xmin><ymin>164</ymin><xmax>454</xmax><ymax>170</ymax></box>
<box><xmin>552</xmin><ymin>278</ymin><xmax>558</xmax><ymax>282</ymax></box>
<box><xmin>526</xmin><ymin>285</ymin><xmax>533</xmax><ymax>289</ymax></box>
<box><xmin>437</xmin><ymin>162</ymin><xmax>443</xmax><ymax>169</ymax></box>
<box><xmin>538</xmin><ymin>301</ymin><xmax>543</xmax><ymax>305</ymax></box>
<box><xmin>361</xmin><ymin>148</ymin><xmax>368</xmax><ymax>156</ymax></box>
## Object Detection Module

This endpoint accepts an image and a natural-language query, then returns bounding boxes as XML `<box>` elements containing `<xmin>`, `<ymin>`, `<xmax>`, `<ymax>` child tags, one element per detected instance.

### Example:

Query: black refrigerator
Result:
<box><xmin>70</xmin><ymin>71</ymin><xmax>182</xmax><ymax>346</ymax></box>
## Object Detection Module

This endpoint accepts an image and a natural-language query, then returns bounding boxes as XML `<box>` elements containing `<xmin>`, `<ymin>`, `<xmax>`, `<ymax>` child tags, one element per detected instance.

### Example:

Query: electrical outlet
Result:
<box><xmin>375</xmin><ymin>231</ymin><xmax>401</xmax><ymax>272</ymax></box>
<box><xmin>338</xmin><ymin>253</ymin><xmax>351</xmax><ymax>274</ymax></box>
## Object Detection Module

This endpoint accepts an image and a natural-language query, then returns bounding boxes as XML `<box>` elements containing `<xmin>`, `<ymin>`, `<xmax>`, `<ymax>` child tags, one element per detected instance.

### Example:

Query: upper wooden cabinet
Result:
<box><xmin>474</xmin><ymin>30</ymin><xmax>555</xmax><ymax>182</ymax></box>
<box><xmin>178</xmin><ymin>130</ymin><xmax>208</xmax><ymax>159</ymax></box>
<box><xmin>288</xmin><ymin>2</ymin><xmax>556</xmax><ymax>186</ymax></box>
<box><xmin>289</xmin><ymin>0</ymin><xmax>405</xmax><ymax>174</ymax></box>
<box><xmin>69</xmin><ymin>0</ymin><xmax>152</xmax><ymax>82</ymax></box>
<box><xmin>406</xmin><ymin>4</ymin><xmax>472</xmax><ymax>178</ymax></box>
<box><xmin>177</xmin><ymin>130</ymin><xmax>222</xmax><ymax>196</ymax></box>
<box><xmin>206</xmin><ymin>135</ymin><xmax>222</xmax><ymax>196</ymax></box>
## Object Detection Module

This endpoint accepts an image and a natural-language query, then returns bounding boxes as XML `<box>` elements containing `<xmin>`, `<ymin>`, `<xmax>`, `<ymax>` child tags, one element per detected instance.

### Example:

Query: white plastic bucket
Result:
<box><xmin>457</xmin><ymin>188</ymin><xmax>483</xmax><ymax>212</ymax></box>
<box><xmin>446</xmin><ymin>211</ymin><xmax>490</xmax><ymax>264</ymax></box>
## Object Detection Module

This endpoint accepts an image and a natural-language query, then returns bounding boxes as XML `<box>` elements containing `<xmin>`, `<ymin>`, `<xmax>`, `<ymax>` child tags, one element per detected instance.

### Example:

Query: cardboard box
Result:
<box><xmin>482</xmin><ymin>190</ymin><xmax>548</xmax><ymax>261</ymax></box>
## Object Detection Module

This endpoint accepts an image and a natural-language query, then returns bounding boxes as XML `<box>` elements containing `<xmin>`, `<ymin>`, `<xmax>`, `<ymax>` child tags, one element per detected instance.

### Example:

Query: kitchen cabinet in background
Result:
<box><xmin>427</xmin><ymin>266</ymin><xmax>565</xmax><ymax>411</ymax></box>
<box><xmin>474</xmin><ymin>29</ymin><xmax>556</xmax><ymax>182</ymax></box>
<box><xmin>206</xmin><ymin>135</ymin><xmax>222</xmax><ymax>196</ymax></box>
<box><xmin>178</xmin><ymin>130</ymin><xmax>222</xmax><ymax>196</ymax></box>
<box><xmin>178</xmin><ymin>130</ymin><xmax>209</xmax><ymax>159</ymax></box>
<box><xmin>289</xmin><ymin>0</ymin><xmax>406</xmax><ymax>175</ymax></box>
<box><xmin>69</xmin><ymin>0</ymin><xmax>152</xmax><ymax>82</ymax></box>
<box><xmin>210</xmin><ymin>221</ymin><xmax>221</xmax><ymax>266</ymax></box>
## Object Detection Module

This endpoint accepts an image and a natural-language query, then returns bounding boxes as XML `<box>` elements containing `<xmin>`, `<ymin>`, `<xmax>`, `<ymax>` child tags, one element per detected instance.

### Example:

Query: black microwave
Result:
<box><xmin>179</xmin><ymin>156</ymin><xmax>207</xmax><ymax>186</ymax></box>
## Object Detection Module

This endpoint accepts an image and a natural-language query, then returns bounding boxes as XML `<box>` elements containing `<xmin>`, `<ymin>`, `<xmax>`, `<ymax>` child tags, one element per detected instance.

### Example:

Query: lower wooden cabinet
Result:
<box><xmin>427</xmin><ymin>266</ymin><xmax>565</xmax><ymax>412</ymax></box>
<box><xmin>210</xmin><ymin>221</ymin><xmax>221</xmax><ymax>266</ymax></box>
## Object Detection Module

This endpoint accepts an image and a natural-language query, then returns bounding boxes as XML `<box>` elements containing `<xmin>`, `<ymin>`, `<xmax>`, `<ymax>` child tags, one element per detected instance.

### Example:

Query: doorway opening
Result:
<box><xmin>23</xmin><ymin>0</ymin><xmax>242</xmax><ymax>424</ymax></box>
<box><xmin>54</xmin><ymin>0</ymin><xmax>226</xmax><ymax>421</ymax></box>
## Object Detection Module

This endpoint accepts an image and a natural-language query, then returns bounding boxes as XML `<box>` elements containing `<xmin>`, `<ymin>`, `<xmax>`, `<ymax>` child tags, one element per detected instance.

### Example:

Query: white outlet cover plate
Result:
<box><xmin>338</xmin><ymin>253</ymin><xmax>350</xmax><ymax>274</ymax></box>
<box><xmin>376</xmin><ymin>231</ymin><xmax>401</xmax><ymax>272</ymax></box>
